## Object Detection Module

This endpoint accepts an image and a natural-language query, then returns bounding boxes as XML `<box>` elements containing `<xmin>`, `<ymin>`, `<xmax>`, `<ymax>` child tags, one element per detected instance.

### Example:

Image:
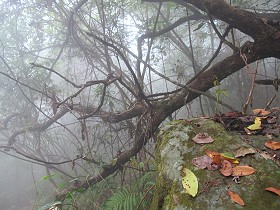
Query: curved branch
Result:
<box><xmin>145</xmin><ymin>0</ymin><xmax>278</xmax><ymax>40</ymax></box>
<box><xmin>6</xmin><ymin>107</ymin><xmax>69</xmax><ymax>147</ymax></box>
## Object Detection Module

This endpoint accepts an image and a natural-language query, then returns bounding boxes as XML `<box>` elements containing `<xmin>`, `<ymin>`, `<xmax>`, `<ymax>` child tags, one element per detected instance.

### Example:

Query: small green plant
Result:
<box><xmin>101</xmin><ymin>172</ymin><xmax>155</xmax><ymax>210</ymax></box>
<box><xmin>213</xmin><ymin>76</ymin><xmax>228</xmax><ymax>113</ymax></box>
<box><xmin>37</xmin><ymin>201</ymin><xmax>62</xmax><ymax>210</ymax></box>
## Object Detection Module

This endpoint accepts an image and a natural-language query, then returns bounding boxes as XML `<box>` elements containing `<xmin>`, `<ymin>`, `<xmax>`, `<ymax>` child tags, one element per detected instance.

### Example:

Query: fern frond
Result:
<box><xmin>102</xmin><ymin>172</ymin><xmax>155</xmax><ymax>210</ymax></box>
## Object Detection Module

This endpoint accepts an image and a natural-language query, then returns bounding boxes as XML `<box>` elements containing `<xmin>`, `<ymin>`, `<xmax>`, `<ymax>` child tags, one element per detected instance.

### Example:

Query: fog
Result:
<box><xmin>0</xmin><ymin>0</ymin><xmax>279</xmax><ymax>209</ymax></box>
<box><xmin>0</xmin><ymin>154</ymin><xmax>54</xmax><ymax>209</ymax></box>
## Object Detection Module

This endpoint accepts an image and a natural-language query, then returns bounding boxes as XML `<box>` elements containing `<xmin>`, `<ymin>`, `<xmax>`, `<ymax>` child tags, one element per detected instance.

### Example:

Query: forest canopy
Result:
<box><xmin>0</xmin><ymin>0</ymin><xmax>279</xmax><ymax>207</ymax></box>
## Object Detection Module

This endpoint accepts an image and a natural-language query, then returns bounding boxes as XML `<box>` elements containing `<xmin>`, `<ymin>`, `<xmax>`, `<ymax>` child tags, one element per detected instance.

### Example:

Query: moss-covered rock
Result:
<box><xmin>151</xmin><ymin>119</ymin><xmax>280</xmax><ymax>210</ymax></box>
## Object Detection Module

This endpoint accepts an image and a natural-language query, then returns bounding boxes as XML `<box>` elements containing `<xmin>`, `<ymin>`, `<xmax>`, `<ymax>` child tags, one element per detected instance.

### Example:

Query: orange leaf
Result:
<box><xmin>205</xmin><ymin>150</ymin><xmax>221</xmax><ymax>165</ymax></box>
<box><xmin>265</xmin><ymin>140</ymin><xmax>280</xmax><ymax>150</ymax></box>
<box><xmin>205</xmin><ymin>150</ymin><xmax>220</xmax><ymax>157</ymax></box>
<box><xmin>227</xmin><ymin>190</ymin><xmax>245</xmax><ymax>206</ymax></box>
<box><xmin>220</xmin><ymin>160</ymin><xmax>232</xmax><ymax>176</ymax></box>
<box><xmin>252</xmin><ymin>108</ymin><xmax>270</xmax><ymax>116</ymax></box>
<box><xmin>232</xmin><ymin>166</ymin><xmax>255</xmax><ymax>176</ymax></box>
<box><xmin>265</xmin><ymin>187</ymin><xmax>280</xmax><ymax>196</ymax></box>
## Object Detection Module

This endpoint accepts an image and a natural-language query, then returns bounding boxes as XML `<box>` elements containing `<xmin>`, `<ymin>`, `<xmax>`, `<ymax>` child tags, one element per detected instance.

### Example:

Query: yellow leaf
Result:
<box><xmin>247</xmin><ymin>117</ymin><xmax>262</xmax><ymax>130</ymax></box>
<box><xmin>182</xmin><ymin>168</ymin><xmax>198</xmax><ymax>197</ymax></box>
<box><xmin>221</xmin><ymin>152</ymin><xmax>239</xmax><ymax>164</ymax></box>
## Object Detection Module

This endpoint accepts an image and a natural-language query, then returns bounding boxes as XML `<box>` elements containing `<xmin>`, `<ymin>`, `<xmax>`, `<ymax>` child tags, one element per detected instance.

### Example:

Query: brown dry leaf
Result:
<box><xmin>267</xmin><ymin>116</ymin><xmax>278</xmax><ymax>124</ymax></box>
<box><xmin>192</xmin><ymin>133</ymin><xmax>214</xmax><ymax>144</ymax></box>
<box><xmin>259</xmin><ymin>151</ymin><xmax>275</xmax><ymax>161</ymax></box>
<box><xmin>227</xmin><ymin>190</ymin><xmax>245</xmax><ymax>206</ymax></box>
<box><xmin>265</xmin><ymin>187</ymin><xmax>280</xmax><ymax>196</ymax></box>
<box><xmin>51</xmin><ymin>92</ymin><xmax>58</xmax><ymax>115</ymax></box>
<box><xmin>238</xmin><ymin>116</ymin><xmax>252</xmax><ymax>123</ymax></box>
<box><xmin>253</xmin><ymin>108</ymin><xmax>270</xmax><ymax>116</ymax></box>
<box><xmin>224</xmin><ymin>111</ymin><xmax>242</xmax><ymax>117</ymax></box>
<box><xmin>232</xmin><ymin>165</ymin><xmax>256</xmax><ymax>176</ymax></box>
<box><xmin>192</xmin><ymin>155</ymin><xmax>213</xmax><ymax>169</ymax></box>
<box><xmin>220</xmin><ymin>160</ymin><xmax>232</xmax><ymax>176</ymax></box>
<box><xmin>265</xmin><ymin>140</ymin><xmax>280</xmax><ymax>150</ymax></box>
<box><xmin>205</xmin><ymin>150</ymin><xmax>221</xmax><ymax>165</ymax></box>
<box><xmin>262</xmin><ymin>127</ymin><xmax>280</xmax><ymax>135</ymax></box>
<box><xmin>206</xmin><ymin>164</ymin><xmax>219</xmax><ymax>171</ymax></box>
<box><xmin>234</xmin><ymin>146</ymin><xmax>256</xmax><ymax>158</ymax></box>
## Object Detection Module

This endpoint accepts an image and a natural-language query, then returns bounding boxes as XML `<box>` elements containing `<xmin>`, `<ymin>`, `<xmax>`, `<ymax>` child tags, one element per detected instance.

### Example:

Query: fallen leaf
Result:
<box><xmin>265</xmin><ymin>187</ymin><xmax>280</xmax><ymax>196</ymax></box>
<box><xmin>253</xmin><ymin>108</ymin><xmax>270</xmax><ymax>116</ymax></box>
<box><xmin>182</xmin><ymin>168</ymin><xmax>198</xmax><ymax>197</ymax></box>
<box><xmin>205</xmin><ymin>150</ymin><xmax>221</xmax><ymax>165</ymax></box>
<box><xmin>259</xmin><ymin>151</ymin><xmax>275</xmax><ymax>161</ymax></box>
<box><xmin>239</xmin><ymin>116</ymin><xmax>252</xmax><ymax>123</ymax></box>
<box><xmin>244</xmin><ymin>127</ymin><xmax>253</xmax><ymax>135</ymax></box>
<box><xmin>192</xmin><ymin>155</ymin><xmax>213</xmax><ymax>169</ymax></box>
<box><xmin>234</xmin><ymin>146</ymin><xmax>256</xmax><ymax>158</ymax></box>
<box><xmin>192</xmin><ymin>133</ymin><xmax>214</xmax><ymax>144</ymax></box>
<box><xmin>205</xmin><ymin>150</ymin><xmax>220</xmax><ymax>157</ymax></box>
<box><xmin>220</xmin><ymin>160</ymin><xmax>232</xmax><ymax>176</ymax></box>
<box><xmin>247</xmin><ymin>117</ymin><xmax>262</xmax><ymax>131</ymax></box>
<box><xmin>232</xmin><ymin>165</ymin><xmax>255</xmax><ymax>176</ymax></box>
<box><xmin>227</xmin><ymin>190</ymin><xmax>245</xmax><ymax>206</ymax></box>
<box><xmin>262</xmin><ymin>127</ymin><xmax>280</xmax><ymax>135</ymax></box>
<box><xmin>265</xmin><ymin>140</ymin><xmax>280</xmax><ymax>150</ymax></box>
<box><xmin>221</xmin><ymin>152</ymin><xmax>239</xmax><ymax>164</ymax></box>
<box><xmin>206</xmin><ymin>164</ymin><xmax>219</xmax><ymax>171</ymax></box>
<box><xmin>266</xmin><ymin>116</ymin><xmax>278</xmax><ymax>124</ymax></box>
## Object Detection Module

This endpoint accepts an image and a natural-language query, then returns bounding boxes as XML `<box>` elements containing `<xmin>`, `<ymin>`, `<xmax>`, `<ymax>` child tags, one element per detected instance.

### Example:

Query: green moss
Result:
<box><xmin>152</xmin><ymin>119</ymin><xmax>280</xmax><ymax>209</ymax></box>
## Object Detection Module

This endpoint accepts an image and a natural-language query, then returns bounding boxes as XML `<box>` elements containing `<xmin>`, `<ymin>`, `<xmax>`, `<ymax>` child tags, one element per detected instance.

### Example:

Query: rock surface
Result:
<box><xmin>151</xmin><ymin>119</ymin><xmax>280</xmax><ymax>210</ymax></box>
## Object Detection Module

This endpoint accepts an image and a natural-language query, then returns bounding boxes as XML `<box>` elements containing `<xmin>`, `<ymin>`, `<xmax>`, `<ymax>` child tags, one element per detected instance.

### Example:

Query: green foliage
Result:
<box><xmin>101</xmin><ymin>172</ymin><xmax>155</xmax><ymax>210</ymax></box>
<box><xmin>102</xmin><ymin>187</ymin><xmax>141</xmax><ymax>210</ymax></box>
<box><xmin>213</xmin><ymin>76</ymin><xmax>228</xmax><ymax>113</ymax></box>
<box><xmin>38</xmin><ymin>201</ymin><xmax>62</xmax><ymax>210</ymax></box>
<box><xmin>40</xmin><ymin>173</ymin><xmax>57</xmax><ymax>181</ymax></box>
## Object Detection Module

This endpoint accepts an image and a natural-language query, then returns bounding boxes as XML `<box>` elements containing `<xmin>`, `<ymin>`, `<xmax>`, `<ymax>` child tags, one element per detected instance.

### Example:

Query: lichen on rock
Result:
<box><xmin>151</xmin><ymin>119</ymin><xmax>280</xmax><ymax>210</ymax></box>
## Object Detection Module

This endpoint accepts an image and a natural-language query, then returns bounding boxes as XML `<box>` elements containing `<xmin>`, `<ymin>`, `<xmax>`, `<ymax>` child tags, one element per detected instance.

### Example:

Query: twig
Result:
<box><xmin>242</xmin><ymin>54</ymin><xmax>259</xmax><ymax>114</ymax></box>
<box><xmin>265</xmin><ymin>94</ymin><xmax>276</xmax><ymax>109</ymax></box>
<box><xmin>85</xmin><ymin>32</ymin><xmax>151</xmax><ymax>105</ymax></box>
<box><xmin>205</xmin><ymin>7</ymin><xmax>239</xmax><ymax>52</ymax></box>
<box><xmin>0</xmin><ymin>145</ymin><xmax>82</xmax><ymax>165</ymax></box>
<box><xmin>136</xmin><ymin>184</ymin><xmax>155</xmax><ymax>210</ymax></box>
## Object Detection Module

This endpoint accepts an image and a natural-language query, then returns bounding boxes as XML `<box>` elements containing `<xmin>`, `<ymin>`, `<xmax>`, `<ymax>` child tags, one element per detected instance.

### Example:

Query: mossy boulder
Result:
<box><xmin>151</xmin><ymin>119</ymin><xmax>280</xmax><ymax>210</ymax></box>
